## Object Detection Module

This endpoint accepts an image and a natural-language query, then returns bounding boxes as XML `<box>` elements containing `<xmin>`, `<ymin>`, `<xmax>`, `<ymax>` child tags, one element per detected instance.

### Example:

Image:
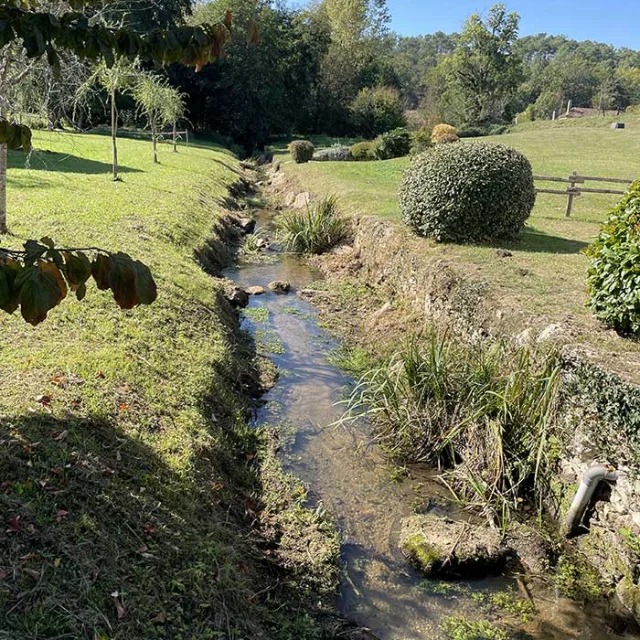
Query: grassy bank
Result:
<box><xmin>280</xmin><ymin>117</ymin><xmax>640</xmax><ymax>380</ymax></box>
<box><xmin>0</xmin><ymin>132</ymin><xmax>340</xmax><ymax>639</ymax></box>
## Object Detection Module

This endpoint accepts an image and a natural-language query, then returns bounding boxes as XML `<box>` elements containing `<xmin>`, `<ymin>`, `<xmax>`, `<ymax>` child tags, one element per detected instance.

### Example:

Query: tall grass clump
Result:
<box><xmin>342</xmin><ymin>331</ymin><xmax>561</xmax><ymax>526</ymax></box>
<box><xmin>277</xmin><ymin>196</ymin><xmax>349</xmax><ymax>254</ymax></box>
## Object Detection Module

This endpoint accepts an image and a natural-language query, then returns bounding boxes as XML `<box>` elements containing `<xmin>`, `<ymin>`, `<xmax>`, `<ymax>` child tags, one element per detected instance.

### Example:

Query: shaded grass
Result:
<box><xmin>0</xmin><ymin>131</ymin><xmax>340</xmax><ymax>639</ymax></box>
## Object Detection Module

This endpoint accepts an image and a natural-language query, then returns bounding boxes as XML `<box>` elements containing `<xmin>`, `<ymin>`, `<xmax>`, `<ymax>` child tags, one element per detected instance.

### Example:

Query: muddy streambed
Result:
<box><xmin>224</xmin><ymin>211</ymin><xmax>632</xmax><ymax>640</ymax></box>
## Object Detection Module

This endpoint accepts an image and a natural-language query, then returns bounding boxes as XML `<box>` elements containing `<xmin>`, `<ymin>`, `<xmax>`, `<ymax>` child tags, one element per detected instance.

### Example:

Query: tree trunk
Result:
<box><xmin>111</xmin><ymin>89</ymin><xmax>119</xmax><ymax>181</ymax></box>
<box><xmin>152</xmin><ymin>123</ymin><xmax>158</xmax><ymax>164</ymax></box>
<box><xmin>172</xmin><ymin>121</ymin><xmax>177</xmax><ymax>153</ymax></box>
<box><xmin>0</xmin><ymin>143</ymin><xmax>7</xmax><ymax>234</ymax></box>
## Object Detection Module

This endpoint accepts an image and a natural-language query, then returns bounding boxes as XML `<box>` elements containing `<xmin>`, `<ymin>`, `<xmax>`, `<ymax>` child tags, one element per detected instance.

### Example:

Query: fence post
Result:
<box><xmin>566</xmin><ymin>171</ymin><xmax>578</xmax><ymax>217</ymax></box>
<box><xmin>186</xmin><ymin>130</ymin><xmax>190</xmax><ymax>148</ymax></box>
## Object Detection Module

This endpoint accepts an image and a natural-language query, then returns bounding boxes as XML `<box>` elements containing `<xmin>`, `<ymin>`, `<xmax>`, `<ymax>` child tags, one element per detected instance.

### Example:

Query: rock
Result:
<box><xmin>313</xmin><ymin>146</ymin><xmax>352</xmax><ymax>162</ymax></box>
<box><xmin>504</xmin><ymin>523</ymin><xmax>553</xmax><ymax>575</ymax></box>
<box><xmin>496</xmin><ymin>249</ymin><xmax>513</xmax><ymax>258</ymax></box>
<box><xmin>515</xmin><ymin>327</ymin><xmax>535</xmax><ymax>348</ymax></box>
<box><xmin>284</xmin><ymin>192</ymin><xmax>296</xmax><ymax>207</ymax></box>
<box><xmin>400</xmin><ymin>514</ymin><xmax>508</xmax><ymax>579</ymax></box>
<box><xmin>297</xmin><ymin>288</ymin><xmax>327</xmax><ymax>299</ymax></box>
<box><xmin>255</xmin><ymin>237</ymin><xmax>268</xmax><ymax>249</ymax></box>
<box><xmin>238</xmin><ymin>217</ymin><xmax>256</xmax><ymax>234</ymax></box>
<box><xmin>268</xmin><ymin>280</ymin><xmax>291</xmax><ymax>294</ymax></box>
<box><xmin>246</xmin><ymin>286</ymin><xmax>266</xmax><ymax>296</ymax></box>
<box><xmin>293</xmin><ymin>192</ymin><xmax>311</xmax><ymax>209</ymax></box>
<box><xmin>617</xmin><ymin>576</ymin><xmax>640</xmax><ymax>623</ymax></box>
<box><xmin>228</xmin><ymin>287</ymin><xmax>249</xmax><ymax>308</ymax></box>
<box><xmin>536</xmin><ymin>323</ymin><xmax>568</xmax><ymax>345</ymax></box>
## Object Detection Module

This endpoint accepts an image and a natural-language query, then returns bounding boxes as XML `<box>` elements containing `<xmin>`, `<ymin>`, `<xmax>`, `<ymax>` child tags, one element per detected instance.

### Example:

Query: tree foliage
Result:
<box><xmin>0</xmin><ymin>237</ymin><xmax>157</xmax><ymax>325</ymax></box>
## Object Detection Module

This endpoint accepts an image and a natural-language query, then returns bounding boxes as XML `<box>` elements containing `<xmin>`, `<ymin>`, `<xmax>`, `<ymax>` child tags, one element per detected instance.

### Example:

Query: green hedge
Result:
<box><xmin>399</xmin><ymin>142</ymin><xmax>536</xmax><ymax>243</ymax></box>
<box><xmin>350</xmin><ymin>140</ymin><xmax>378</xmax><ymax>161</ymax></box>
<box><xmin>586</xmin><ymin>180</ymin><xmax>640</xmax><ymax>335</ymax></box>
<box><xmin>375</xmin><ymin>127</ymin><xmax>412</xmax><ymax>160</ymax></box>
<box><xmin>288</xmin><ymin>140</ymin><xmax>314</xmax><ymax>164</ymax></box>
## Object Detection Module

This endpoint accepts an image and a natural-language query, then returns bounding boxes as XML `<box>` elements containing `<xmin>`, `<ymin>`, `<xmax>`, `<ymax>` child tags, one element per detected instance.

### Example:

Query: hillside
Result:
<box><xmin>0</xmin><ymin>131</ymin><xmax>340</xmax><ymax>639</ymax></box>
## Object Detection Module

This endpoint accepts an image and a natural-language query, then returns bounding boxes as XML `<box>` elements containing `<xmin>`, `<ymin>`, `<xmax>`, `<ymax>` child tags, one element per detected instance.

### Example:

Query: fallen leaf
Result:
<box><xmin>151</xmin><ymin>611</ymin><xmax>167</xmax><ymax>624</ymax></box>
<box><xmin>54</xmin><ymin>558</ymin><xmax>61</xmax><ymax>568</ymax></box>
<box><xmin>50</xmin><ymin>376</ymin><xmax>65</xmax><ymax>387</ymax></box>
<box><xmin>244</xmin><ymin>453</ymin><xmax>255</xmax><ymax>461</ymax></box>
<box><xmin>52</xmin><ymin>430</ymin><xmax>68</xmax><ymax>441</ymax></box>
<box><xmin>136</xmin><ymin>545</ymin><xmax>148</xmax><ymax>554</ymax></box>
<box><xmin>118</xmin><ymin>404</ymin><xmax>129</xmax><ymax>411</ymax></box>
<box><xmin>212</xmin><ymin>481</ymin><xmax>225</xmax><ymax>491</ymax></box>
<box><xmin>111</xmin><ymin>591</ymin><xmax>128</xmax><ymax>620</ymax></box>
<box><xmin>56</xmin><ymin>510</ymin><xmax>69</xmax><ymax>522</ymax></box>
<box><xmin>0</xmin><ymin>568</ymin><xmax>6</xmax><ymax>579</ymax></box>
<box><xmin>96</xmin><ymin>371</ymin><xmax>105</xmax><ymax>379</ymax></box>
<box><xmin>26</xmin><ymin>524</ymin><xmax>36</xmax><ymax>534</ymax></box>
<box><xmin>35</xmin><ymin>395</ymin><xmax>51</xmax><ymax>406</ymax></box>
<box><xmin>143</xmin><ymin>523</ymin><xmax>155</xmax><ymax>536</ymax></box>
<box><xmin>23</xmin><ymin>568</ymin><xmax>40</xmax><ymax>580</ymax></box>
<box><xmin>6</xmin><ymin>518</ymin><xmax>20</xmax><ymax>533</ymax></box>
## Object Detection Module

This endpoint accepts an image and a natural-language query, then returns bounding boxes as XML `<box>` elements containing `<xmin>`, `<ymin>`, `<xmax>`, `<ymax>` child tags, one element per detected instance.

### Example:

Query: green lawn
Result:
<box><xmin>281</xmin><ymin>117</ymin><xmax>640</xmax><ymax>376</ymax></box>
<box><xmin>0</xmin><ymin>131</ymin><xmax>336</xmax><ymax>638</ymax></box>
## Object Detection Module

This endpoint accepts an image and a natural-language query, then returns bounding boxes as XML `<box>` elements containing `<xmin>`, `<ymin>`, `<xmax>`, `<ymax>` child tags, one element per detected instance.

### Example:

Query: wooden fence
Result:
<box><xmin>534</xmin><ymin>172</ymin><xmax>634</xmax><ymax>216</ymax></box>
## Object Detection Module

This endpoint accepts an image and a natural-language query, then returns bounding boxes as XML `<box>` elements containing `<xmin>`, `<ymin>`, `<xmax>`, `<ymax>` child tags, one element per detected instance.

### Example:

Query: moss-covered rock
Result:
<box><xmin>616</xmin><ymin>576</ymin><xmax>640</xmax><ymax>623</ymax></box>
<box><xmin>400</xmin><ymin>515</ymin><xmax>508</xmax><ymax>579</ymax></box>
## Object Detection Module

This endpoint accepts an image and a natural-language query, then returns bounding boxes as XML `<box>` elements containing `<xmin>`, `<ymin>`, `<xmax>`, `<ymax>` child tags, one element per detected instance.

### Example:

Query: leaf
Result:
<box><xmin>133</xmin><ymin>260</ymin><xmax>157</xmax><ymax>305</ymax></box>
<box><xmin>16</xmin><ymin>261</ymin><xmax>68</xmax><ymax>325</ymax></box>
<box><xmin>62</xmin><ymin>251</ymin><xmax>91</xmax><ymax>290</ymax></box>
<box><xmin>109</xmin><ymin>252</ymin><xmax>137</xmax><ymax>309</ymax></box>
<box><xmin>0</xmin><ymin>259</ymin><xmax>22</xmax><ymax>314</ymax></box>
<box><xmin>91</xmin><ymin>254</ymin><xmax>111</xmax><ymax>290</ymax></box>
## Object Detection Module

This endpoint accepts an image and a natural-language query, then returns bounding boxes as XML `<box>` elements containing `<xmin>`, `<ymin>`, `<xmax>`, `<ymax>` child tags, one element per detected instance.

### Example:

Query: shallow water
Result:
<box><xmin>225</xmin><ymin>212</ymin><xmax>635</xmax><ymax>640</ymax></box>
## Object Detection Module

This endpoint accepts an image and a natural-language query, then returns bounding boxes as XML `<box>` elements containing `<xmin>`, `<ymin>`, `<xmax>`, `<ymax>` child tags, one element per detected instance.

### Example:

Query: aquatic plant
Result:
<box><xmin>341</xmin><ymin>331</ymin><xmax>561</xmax><ymax>526</ymax></box>
<box><xmin>277</xmin><ymin>196</ymin><xmax>349</xmax><ymax>254</ymax></box>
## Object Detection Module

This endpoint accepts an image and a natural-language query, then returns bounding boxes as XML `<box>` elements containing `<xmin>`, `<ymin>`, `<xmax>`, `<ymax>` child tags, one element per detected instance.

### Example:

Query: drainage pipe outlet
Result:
<box><xmin>565</xmin><ymin>464</ymin><xmax>619</xmax><ymax>536</ymax></box>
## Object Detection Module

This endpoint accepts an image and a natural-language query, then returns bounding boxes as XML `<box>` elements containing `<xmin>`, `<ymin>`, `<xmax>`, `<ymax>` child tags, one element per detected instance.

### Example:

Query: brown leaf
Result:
<box><xmin>143</xmin><ymin>523</ymin><xmax>155</xmax><ymax>536</ymax></box>
<box><xmin>118</xmin><ymin>404</ymin><xmax>129</xmax><ymax>411</ymax></box>
<box><xmin>6</xmin><ymin>518</ymin><xmax>20</xmax><ymax>533</ymax></box>
<box><xmin>111</xmin><ymin>591</ymin><xmax>128</xmax><ymax>620</ymax></box>
<box><xmin>22</xmin><ymin>568</ymin><xmax>40</xmax><ymax>580</ymax></box>
<box><xmin>0</xmin><ymin>568</ymin><xmax>6</xmax><ymax>579</ymax></box>
<box><xmin>151</xmin><ymin>611</ymin><xmax>167</xmax><ymax>624</ymax></box>
<box><xmin>36</xmin><ymin>395</ymin><xmax>51</xmax><ymax>406</ymax></box>
<box><xmin>56</xmin><ymin>510</ymin><xmax>69</xmax><ymax>522</ymax></box>
<box><xmin>53</xmin><ymin>430</ymin><xmax>68</xmax><ymax>441</ymax></box>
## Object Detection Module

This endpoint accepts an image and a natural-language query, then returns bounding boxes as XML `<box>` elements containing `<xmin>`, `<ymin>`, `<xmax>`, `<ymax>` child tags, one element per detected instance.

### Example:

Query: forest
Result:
<box><xmin>4</xmin><ymin>0</ymin><xmax>640</xmax><ymax>152</ymax></box>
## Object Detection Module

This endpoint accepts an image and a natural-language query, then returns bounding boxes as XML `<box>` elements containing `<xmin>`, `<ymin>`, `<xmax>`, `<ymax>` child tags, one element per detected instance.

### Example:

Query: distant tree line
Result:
<box><xmin>6</xmin><ymin>1</ymin><xmax>640</xmax><ymax>153</ymax></box>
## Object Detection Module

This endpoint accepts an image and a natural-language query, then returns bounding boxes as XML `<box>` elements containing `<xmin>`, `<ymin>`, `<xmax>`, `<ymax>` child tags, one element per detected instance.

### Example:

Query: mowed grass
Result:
<box><xmin>0</xmin><ymin>132</ymin><xmax>329</xmax><ymax>639</ymax></box>
<box><xmin>282</xmin><ymin>117</ymin><xmax>640</xmax><ymax>373</ymax></box>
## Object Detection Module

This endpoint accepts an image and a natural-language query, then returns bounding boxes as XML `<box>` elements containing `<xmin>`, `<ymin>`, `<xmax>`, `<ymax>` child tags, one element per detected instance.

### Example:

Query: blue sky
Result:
<box><xmin>386</xmin><ymin>1</ymin><xmax>639</xmax><ymax>48</ymax></box>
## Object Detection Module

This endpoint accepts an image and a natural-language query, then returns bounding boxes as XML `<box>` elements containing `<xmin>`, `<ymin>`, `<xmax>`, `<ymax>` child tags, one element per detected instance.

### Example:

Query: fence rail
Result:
<box><xmin>533</xmin><ymin>172</ymin><xmax>634</xmax><ymax>216</ymax></box>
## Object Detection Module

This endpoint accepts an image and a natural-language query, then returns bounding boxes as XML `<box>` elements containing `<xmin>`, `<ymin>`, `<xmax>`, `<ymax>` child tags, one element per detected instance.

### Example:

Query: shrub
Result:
<box><xmin>456</xmin><ymin>125</ymin><xmax>486</xmax><ymax>138</ymax></box>
<box><xmin>350</xmin><ymin>86</ymin><xmax>406</xmax><ymax>138</ymax></box>
<box><xmin>375</xmin><ymin>127</ymin><xmax>412</xmax><ymax>160</ymax></box>
<box><xmin>277</xmin><ymin>196</ymin><xmax>348</xmax><ymax>254</ymax></box>
<box><xmin>314</xmin><ymin>145</ymin><xmax>352</xmax><ymax>162</ymax></box>
<box><xmin>400</xmin><ymin>142</ymin><xmax>536</xmax><ymax>243</ymax></box>
<box><xmin>431</xmin><ymin>123</ymin><xmax>459</xmax><ymax>144</ymax></box>
<box><xmin>350</xmin><ymin>140</ymin><xmax>379</xmax><ymax>161</ymax></box>
<box><xmin>586</xmin><ymin>180</ymin><xmax>640</xmax><ymax>335</ymax></box>
<box><xmin>412</xmin><ymin>123</ymin><xmax>433</xmax><ymax>154</ymax></box>
<box><xmin>288</xmin><ymin>140</ymin><xmax>314</xmax><ymax>164</ymax></box>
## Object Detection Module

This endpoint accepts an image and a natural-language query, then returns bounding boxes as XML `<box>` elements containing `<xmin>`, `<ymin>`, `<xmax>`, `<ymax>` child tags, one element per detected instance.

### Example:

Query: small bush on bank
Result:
<box><xmin>400</xmin><ymin>142</ymin><xmax>536</xmax><ymax>243</ymax></box>
<box><xmin>277</xmin><ymin>196</ymin><xmax>348</xmax><ymax>254</ymax></box>
<box><xmin>586</xmin><ymin>180</ymin><xmax>640</xmax><ymax>335</ymax></box>
<box><xmin>431</xmin><ymin>123</ymin><xmax>459</xmax><ymax>144</ymax></box>
<box><xmin>375</xmin><ymin>127</ymin><xmax>412</xmax><ymax>160</ymax></box>
<box><xmin>314</xmin><ymin>145</ymin><xmax>352</xmax><ymax>162</ymax></box>
<box><xmin>350</xmin><ymin>86</ymin><xmax>406</xmax><ymax>138</ymax></box>
<box><xmin>350</xmin><ymin>140</ymin><xmax>379</xmax><ymax>161</ymax></box>
<box><xmin>289</xmin><ymin>140</ymin><xmax>314</xmax><ymax>164</ymax></box>
<box><xmin>412</xmin><ymin>123</ymin><xmax>433</xmax><ymax>153</ymax></box>
<box><xmin>457</xmin><ymin>125</ymin><xmax>486</xmax><ymax>138</ymax></box>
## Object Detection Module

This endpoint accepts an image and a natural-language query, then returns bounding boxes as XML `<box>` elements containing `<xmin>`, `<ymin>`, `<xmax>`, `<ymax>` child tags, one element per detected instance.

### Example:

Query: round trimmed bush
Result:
<box><xmin>351</xmin><ymin>140</ymin><xmax>378</xmax><ymax>161</ymax></box>
<box><xmin>289</xmin><ymin>140</ymin><xmax>314</xmax><ymax>164</ymax></box>
<box><xmin>586</xmin><ymin>180</ymin><xmax>640</xmax><ymax>335</ymax></box>
<box><xmin>431</xmin><ymin>123</ymin><xmax>459</xmax><ymax>145</ymax></box>
<box><xmin>400</xmin><ymin>142</ymin><xmax>536</xmax><ymax>243</ymax></box>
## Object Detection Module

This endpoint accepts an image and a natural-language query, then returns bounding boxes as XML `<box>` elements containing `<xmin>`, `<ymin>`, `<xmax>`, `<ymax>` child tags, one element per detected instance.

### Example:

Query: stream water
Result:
<box><xmin>225</xmin><ymin>211</ymin><xmax>636</xmax><ymax>640</ymax></box>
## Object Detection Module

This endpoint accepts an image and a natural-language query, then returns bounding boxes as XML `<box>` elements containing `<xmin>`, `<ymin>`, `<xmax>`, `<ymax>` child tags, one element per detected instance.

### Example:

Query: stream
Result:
<box><xmin>224</xmin><ymin>210</ymin><xmax>636</xmax><ymax>640</ymax></box>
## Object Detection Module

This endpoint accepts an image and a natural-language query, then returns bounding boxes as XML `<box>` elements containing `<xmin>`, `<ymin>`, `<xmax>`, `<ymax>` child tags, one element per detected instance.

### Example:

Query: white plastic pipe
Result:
<box><xmin>565</xmin><ymin>464</ymin><xmax>619</xmax><ymax>535</ymax></box>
